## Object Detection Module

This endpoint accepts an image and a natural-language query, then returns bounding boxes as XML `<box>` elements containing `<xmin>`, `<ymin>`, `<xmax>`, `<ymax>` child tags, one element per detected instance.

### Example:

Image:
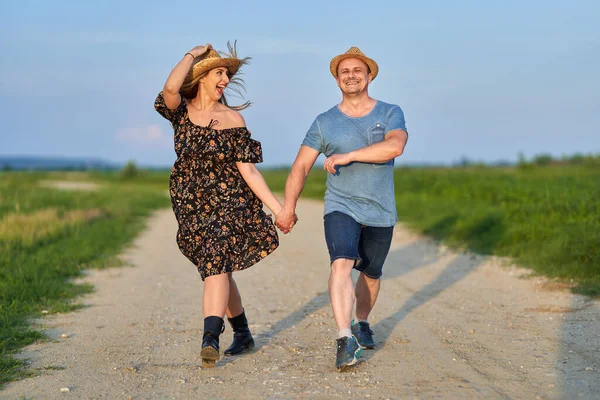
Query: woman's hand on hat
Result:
<box><xmin>188</xmin><ymin>43</ymin><xmax>213</xmax><ymax>58</ymax></box>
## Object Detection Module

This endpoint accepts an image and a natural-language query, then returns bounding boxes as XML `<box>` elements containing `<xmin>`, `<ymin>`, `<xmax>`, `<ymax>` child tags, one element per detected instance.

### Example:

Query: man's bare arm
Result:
<box><xmin>276</xmin><ymin>146</ymin><xmax>320</xmax><ymax>232</ymax></box>
<box><xmin>323</xmin><ymin>130</ymin><xmax>407</xmax><ymax>174</ymax></box>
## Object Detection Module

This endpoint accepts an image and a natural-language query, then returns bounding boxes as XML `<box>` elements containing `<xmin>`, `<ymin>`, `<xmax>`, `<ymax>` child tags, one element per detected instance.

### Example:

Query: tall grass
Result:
<box><xmin>0</xmin><ymin>171</ymin><xmax>170</xmax><ymax>387</ymax></box>
<box><xmin>261</xmin><ymin>165</ymin><xmax>600</xmax><ymax>296</ymax></box>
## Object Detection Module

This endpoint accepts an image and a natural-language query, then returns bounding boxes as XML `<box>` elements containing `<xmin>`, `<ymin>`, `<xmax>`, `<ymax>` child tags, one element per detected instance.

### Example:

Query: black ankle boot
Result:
<box><xmin>224</xmin><ymin>310</ymin><xmax>255</xmax><ymax>356</ymax></box>
<box><xmin>201</xmin><ymin>316</ymin><xmax>224</xmax><ymax>368</ymax></box>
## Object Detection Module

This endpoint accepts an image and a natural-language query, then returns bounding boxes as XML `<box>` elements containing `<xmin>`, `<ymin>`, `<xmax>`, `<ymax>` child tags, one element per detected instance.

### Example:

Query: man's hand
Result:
<box><xmin>276</xmin><ymin>209</ymin><xmax>298</xmax><ymax>234</ymax></box>
<box><xmin>323</xmin><ymin>153</ymin><xmax>354</xmax><ymax>174</ymax></box>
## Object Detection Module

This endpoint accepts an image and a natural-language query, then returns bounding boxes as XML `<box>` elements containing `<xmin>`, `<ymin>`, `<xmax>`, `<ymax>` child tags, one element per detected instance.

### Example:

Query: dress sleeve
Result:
<box><xmin>154</xmin><ymin>91</ymin><xmax>186</xmax><ymax>125</ymax></box>
<box><xmin>232</xmin><ymin>129</ymin><xmax>263</xmax><ymax>163</ymax></box>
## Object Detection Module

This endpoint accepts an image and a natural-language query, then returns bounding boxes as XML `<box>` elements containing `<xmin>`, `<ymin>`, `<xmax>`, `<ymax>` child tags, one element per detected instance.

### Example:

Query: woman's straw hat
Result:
<box><xmin>329</xmin><ymin>47</ymin><xmax>379</xmax><ymax>80</ymax></box>
<box><xmin>186</xmin><ymin>49</ymin><xmax>243</xmax><ymax>81</ymax></box>
<box><xmin>180</xmin><ymin>42</ymin><xmax>250</xmax><ymax>104</ymax></box>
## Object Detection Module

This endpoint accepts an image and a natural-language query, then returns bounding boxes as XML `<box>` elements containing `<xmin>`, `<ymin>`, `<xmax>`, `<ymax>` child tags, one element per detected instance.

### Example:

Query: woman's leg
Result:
<box><xmin>201</xmin><ymin>273</ymin><xmax>232</xmax><ymax>367</ymax></box>
<box><xmin>223</xmin><ymin>274</ymin><xmax>255</xmax><ymax>355</ymax></box>
<box><xmin>203</xmin><ymin>273</ymin><xmax>230</xmax><ymax>318</ymax></box>
<box><xmin>226</xmin><ymin>273</ymin><xmax>244</xmax><ymax>319</ymax></box>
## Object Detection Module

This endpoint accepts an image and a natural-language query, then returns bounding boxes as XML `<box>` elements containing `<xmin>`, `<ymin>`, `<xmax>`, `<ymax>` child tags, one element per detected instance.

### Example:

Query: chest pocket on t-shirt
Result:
<box><xmin>367</xmin><ymin>122</ymin><xmax>387</xmax><ymax>146</ymax></box>
<box><xmin>367</xmin><ymin>122</ymin><xmax>393</xmax><ymax>168</ymax></box>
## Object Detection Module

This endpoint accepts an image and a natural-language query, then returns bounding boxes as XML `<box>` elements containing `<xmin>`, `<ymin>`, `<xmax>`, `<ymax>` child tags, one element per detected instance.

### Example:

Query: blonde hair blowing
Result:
<box><xmin>181</xmin><ymin>41</ymin><xmax>252</xmax><ymax>111</ymax></box>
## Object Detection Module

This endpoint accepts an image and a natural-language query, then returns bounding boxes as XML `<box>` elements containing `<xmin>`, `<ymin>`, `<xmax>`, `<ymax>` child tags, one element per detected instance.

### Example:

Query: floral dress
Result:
<box><xmin>154</xmin><ymin>92</ymin><xmax>279</xmax><ymax>280</ymax></box>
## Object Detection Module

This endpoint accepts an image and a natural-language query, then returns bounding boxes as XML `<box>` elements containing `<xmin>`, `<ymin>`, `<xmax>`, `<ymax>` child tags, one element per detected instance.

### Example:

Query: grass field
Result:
<box><xmin>262</xmin><ymin>164</ymin><xmax>600</xmax><ymax>296</ymax></box>
<box><xmin>0</xmin><ymin>170</ymin><xmax>170</xmax><ymax>387</ymax></box>
<box><xmin>1</xmin><ymin>162</ymin><xmax>598</xmax><ymax>387</ymax></box>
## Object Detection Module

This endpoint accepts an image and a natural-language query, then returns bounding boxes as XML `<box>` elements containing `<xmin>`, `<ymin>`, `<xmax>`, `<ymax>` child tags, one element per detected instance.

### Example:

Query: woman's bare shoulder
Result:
<box><xmin>216</xmin><ymin>105</ymin><xmax>246</xmax><ymax>128</ymax></box>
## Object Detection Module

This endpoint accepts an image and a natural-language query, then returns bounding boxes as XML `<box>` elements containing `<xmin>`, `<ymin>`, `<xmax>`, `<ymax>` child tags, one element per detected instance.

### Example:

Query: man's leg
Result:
<box><xmin>352</xmin><ymin>273</ymin><xmax>380</xmax><ymax>349</ymax></box>
<box><xmin>329</xmin><ymin>258</ymin><xmax>356</xmax><ymax>334</ymax></box>
<box><xmin>355</xmin><ymin>272</ymin><xmax>380</xmax><ymax>320</ymax></box>
<box><xmin>324</xmin><ymin>212</ymin><xmax>364</xmax><ymax>371</ymax></box>
<box><xmin>329</xmin><ymin>258</ymin><xmax>363</xmax><ymax>370</ymax></box>
<box><xmin>352</xmin><ymin>225</ymin><xmax>393</xmax><ymax>349</ymax></box>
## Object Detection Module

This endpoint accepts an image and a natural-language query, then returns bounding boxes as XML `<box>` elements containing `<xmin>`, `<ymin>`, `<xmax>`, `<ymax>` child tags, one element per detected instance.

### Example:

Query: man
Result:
<box><xmin>276</xmin><ymin>47</ymin><xmax>408</xmax><ymax>371</ymax></box>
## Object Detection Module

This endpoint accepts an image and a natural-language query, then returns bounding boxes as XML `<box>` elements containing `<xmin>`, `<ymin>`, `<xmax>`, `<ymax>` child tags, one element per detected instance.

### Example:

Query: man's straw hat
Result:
<box><xmin>329</xmin><ymin>47</ymin><xmax>379</xmax><ymax>80</ymax></box>
<box><xmin>186</xmin><ymin>49</ymin><xmax>243</xmax><ymax>82</ymax></box>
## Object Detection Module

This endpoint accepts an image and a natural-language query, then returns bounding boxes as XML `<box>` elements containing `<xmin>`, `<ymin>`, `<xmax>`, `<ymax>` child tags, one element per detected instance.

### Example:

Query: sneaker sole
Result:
<box><xmin>200</xmin><ymin>346</ymin><xmax>219</xmax><ymax>368</ymax></box>
<box><xmin>336</xmin><ymin>347</ymin><xmax>363</xmax><ymax>372</ymax></box>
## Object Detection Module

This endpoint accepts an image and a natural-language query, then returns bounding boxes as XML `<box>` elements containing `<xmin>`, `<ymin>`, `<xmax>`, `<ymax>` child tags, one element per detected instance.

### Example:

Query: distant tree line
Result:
<box><xmin>446</xmin><ymin>152</ymin><xmax>600</xmax><ymax>169</ymax></box>
<box><xmin>517</xmin><ymin>152</ymin><xmax>600</xmax><ymax>169</ymax></box>
<box><xmin>3</xmin><ymin>153</ymin><xmax>599</xmax><ymax>173</ymax></box>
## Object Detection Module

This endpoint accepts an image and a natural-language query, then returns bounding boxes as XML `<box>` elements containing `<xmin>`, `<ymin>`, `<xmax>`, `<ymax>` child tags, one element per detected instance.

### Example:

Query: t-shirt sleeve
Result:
<box><xmin>386</xmin><ymin>106</ymin><xmax>408</xmax><ymax>136</ymax></box>
<box><xmin>233</xmin><ymin>129</ymin><xmax>263</xmax><ymax>163</ymax></box>
<box><xmin>301</xmin><ymin>118</ymin><xmax>324</xmax><ymax>153</ymax></box>
<box><xmin>154</xmin><ymin>91</ymin><xmax>185</xmax><ymax>125</ymax></box>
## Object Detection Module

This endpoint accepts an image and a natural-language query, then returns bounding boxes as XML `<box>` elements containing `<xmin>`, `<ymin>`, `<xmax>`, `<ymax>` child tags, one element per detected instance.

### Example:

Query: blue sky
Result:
<box><xmin>1</xmin><ymin>0</ymin><xmax>598</xmax><ymax>167</ymax></box>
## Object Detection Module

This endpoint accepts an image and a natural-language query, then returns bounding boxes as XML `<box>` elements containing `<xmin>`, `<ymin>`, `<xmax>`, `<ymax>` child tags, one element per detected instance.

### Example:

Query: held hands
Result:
<box><xmin>275</xmin><ymin>209</ymin><xmax>299</xmax><ymax>234</ymax></box>
<box><xmin>323</xmin><ymin>153</ymin><xmax>353</xmax><ymax>174</ymax></box>
<box><xmin>188</xmin><ymin>43</ymin><xmax>213</xmax><ymax>58</ymax></box>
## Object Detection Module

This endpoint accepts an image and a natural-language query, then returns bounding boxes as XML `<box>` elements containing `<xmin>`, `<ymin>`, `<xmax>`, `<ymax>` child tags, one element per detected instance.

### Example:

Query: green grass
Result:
<box><xmin>0</xmin><ymin>170</ymin><xmax>170</xmax><ymax>387</ymax></box>
<box><xmin>2</xmin><ymin>163</ymin><xmax>599</xmax><ymax>387</ymax></box>
<box><xmin>262</xmin><ymin>165</ymin><xmax>600</xmax><ymax>296</ymax></box>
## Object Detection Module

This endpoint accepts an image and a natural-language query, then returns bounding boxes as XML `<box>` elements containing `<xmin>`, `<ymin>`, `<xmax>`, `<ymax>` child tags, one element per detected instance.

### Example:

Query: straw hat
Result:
<box><xmin>329</xmin><ymin>47</ymin><xmax>379</xmax><ymax>80</ymax></box>
<box><xmin>186</xmin><ymin>49</ymin><xmax>243</xmax><ymax>82</ymax></box>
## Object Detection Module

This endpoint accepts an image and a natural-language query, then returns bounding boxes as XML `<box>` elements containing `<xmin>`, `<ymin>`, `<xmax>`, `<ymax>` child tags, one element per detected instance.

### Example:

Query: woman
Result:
<box><xmin>154</xmin><ymin>42</ymin><xmax>293</xmax><ymax>367</ymax></box>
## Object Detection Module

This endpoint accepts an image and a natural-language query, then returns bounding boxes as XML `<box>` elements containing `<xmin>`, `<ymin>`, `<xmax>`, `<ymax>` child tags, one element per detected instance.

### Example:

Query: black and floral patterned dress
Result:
<box><xmin>154</xmin><ymin>92</ymin><xmax>278</xmax><ymax>280</ymax></box>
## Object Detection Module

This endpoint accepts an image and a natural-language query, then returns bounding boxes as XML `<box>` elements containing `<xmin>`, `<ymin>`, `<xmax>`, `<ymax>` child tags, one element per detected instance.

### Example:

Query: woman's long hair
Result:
<box><xmin>180</xmin><ymin>41</ymin><xmax>251</xmax><ymax>111</ymax></box>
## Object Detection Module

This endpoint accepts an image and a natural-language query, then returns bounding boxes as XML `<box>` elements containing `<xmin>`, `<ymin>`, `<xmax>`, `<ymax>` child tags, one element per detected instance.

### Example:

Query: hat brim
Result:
<box><xmin>190</xmin><ymin>58</ymin><xmax>242</xmax><ymax>81</ymax></box>
<box><xmin>330</xmin><ymin>54</ymin><xmax>379</xmax><ymax>80</ymax></box>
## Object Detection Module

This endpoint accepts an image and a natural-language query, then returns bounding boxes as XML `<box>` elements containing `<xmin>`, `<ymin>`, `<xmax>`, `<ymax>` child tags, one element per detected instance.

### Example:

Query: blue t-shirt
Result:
<box><xmin>302</xmin><ymin>101</ymin><xmax>407</xmax><ymax>227</ymax></box>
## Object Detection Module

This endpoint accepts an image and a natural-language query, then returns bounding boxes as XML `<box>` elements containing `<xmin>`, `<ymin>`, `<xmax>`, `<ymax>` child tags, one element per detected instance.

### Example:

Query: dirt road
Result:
<box><xmin>4</xmin><ymin>199</ymin><xmax>599</xmax><ymax>399</ymax></box>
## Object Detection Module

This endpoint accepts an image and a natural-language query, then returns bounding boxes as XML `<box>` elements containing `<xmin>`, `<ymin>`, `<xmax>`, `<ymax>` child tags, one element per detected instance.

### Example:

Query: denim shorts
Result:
<box><xmin>323</xmin><ymin>211</ymin><xmax>394</xmax><ymax>279</ymax></box>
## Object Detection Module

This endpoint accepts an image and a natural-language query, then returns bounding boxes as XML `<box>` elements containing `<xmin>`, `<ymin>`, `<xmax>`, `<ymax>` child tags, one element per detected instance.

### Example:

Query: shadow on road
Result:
<box><xmin>367</xmin><ymin>243</ymin><xmax>483</xmax><ymax>359</ymax></box>
<box><xmin>255</xmin><ymin>235</ymin><xmax>483</xmax><ymax>356</ymax></box>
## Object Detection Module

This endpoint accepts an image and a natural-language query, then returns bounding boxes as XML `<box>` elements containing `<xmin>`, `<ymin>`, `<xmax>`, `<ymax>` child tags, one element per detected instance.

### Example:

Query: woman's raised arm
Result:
<box><xmin>162</xmin><ymin>43</ymin><xmax>212</xmax><ymax>109</ymax></box>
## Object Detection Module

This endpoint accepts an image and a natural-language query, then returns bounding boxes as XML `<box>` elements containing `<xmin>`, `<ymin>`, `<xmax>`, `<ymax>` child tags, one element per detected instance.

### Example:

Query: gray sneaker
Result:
<box><xmin>335</xmin><ymin>335</ymin><xmax>363</xmax><ymax>372</ymax></box>
<box><xmin>351</xmin><ymin>320</ymin><xmax>375</xmax><ymax>349</ymax></box>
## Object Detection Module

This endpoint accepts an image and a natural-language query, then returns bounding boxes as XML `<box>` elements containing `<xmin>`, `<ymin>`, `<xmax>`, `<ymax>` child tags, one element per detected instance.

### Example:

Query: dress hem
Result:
<box><xmin>197</xmin><ymin>244</ymin><xmax>278</xmax><ymax>281</ymax></box>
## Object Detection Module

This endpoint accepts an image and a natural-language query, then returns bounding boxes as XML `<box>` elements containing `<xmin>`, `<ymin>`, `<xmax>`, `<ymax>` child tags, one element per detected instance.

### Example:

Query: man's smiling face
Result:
<box><xmin>336</xmin><ymin>58</ymin><xmax>371</xmax><ymax>95</ymax></box>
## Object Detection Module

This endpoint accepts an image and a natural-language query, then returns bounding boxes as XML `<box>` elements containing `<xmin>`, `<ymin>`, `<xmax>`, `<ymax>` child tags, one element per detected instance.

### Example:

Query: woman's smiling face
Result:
<box><xmin>201</xmin><ymin>67</ymin><xmax>230</xmax><ymax>100</ymax></box>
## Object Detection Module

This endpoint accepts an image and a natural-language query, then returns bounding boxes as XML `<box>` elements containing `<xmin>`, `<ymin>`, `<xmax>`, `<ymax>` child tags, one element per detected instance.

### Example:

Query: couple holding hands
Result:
<box><xmin>154</xmin><ymin>41</ymin><xmax>408</xmax><ymax>371</ymax></box>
